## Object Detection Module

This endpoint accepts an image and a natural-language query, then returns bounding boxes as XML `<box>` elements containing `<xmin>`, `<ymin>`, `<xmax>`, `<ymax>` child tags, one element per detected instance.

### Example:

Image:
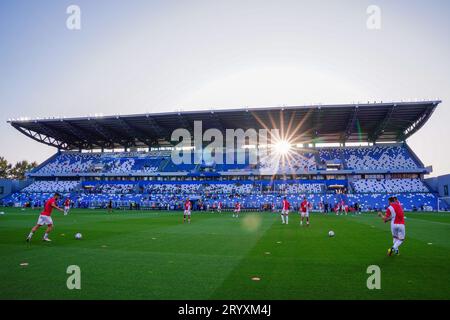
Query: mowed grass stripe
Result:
<box><xmin>0</xmin><ymin>209</ymin><xmax>449</xmax><ymax>299</ymax></box>
<box><xmin>348</xmin><ymin>212</ymin><xmax>450</xmax><ymax>249</ymax></box>
<box><xmin>0</xmin><ymin>209</ymin><xmax>274</xmax><ymax>299</ymax></box>
<box><xmin>210</xmin><ymin>213</ymin><xmax>450</xmax><ymax>299</ymax></box>
<box><xmin>211</xmin><ymin>214</ymin><xmax>379</xmax><ymax>299</ymax></box>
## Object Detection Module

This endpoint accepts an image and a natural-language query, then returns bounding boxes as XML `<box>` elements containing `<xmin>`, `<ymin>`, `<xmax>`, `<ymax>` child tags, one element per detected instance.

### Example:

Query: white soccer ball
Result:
<box><xmin>75</xmin><ymin>233</ymin><xmax>83</xmax><ymax>240</ymax></box>
<box><xmin>328</xmin><ymin>230</ymin><xmax>335</xmax><ymax>237</ymax></box>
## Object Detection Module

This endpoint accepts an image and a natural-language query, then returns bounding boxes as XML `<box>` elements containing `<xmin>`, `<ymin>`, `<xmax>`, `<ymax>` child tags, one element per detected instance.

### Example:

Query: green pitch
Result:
<box><xmin>0</xmin><ymin>208</ymin><xmax>449</xmax><ymax>300</ymax></box>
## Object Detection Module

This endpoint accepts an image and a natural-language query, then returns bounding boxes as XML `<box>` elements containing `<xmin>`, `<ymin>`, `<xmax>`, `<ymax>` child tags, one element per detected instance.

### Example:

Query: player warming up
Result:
<box><xmin>107</xmin><ymin>199</ymin><xmax>113</xmax><ymax>213</ymax></box>
<box><xmin>378</xmin><ymin>196</ymin><xmax>406</xmax><ymax>256</ymax></box>
<box><xmin>183</xmin><ymin>198</ymin><xmax>192</xmax><ymax>224</ymax></box>
<box><xmin>64</xmin><ymin>197</ymin><xmax>71</xmax><ymax>216</ymax></box>
<box><xmin>233</xmin><ymin>201</ymin><xmax>241</xmax><ymax>218</ymax></box>
<box><xmin>300</xmin><ymin>197</ymin><xmax>310</xmax><ymax>226</ymax></box>
<box><xmin>281</xmin><ymin>197</ymin><xmax>290</xmax><ymax>224</ymax></box>
<box><xmin>26</xmin><ymin>193</ymin><xmax>64</xmax><ymax>242</ymax></box>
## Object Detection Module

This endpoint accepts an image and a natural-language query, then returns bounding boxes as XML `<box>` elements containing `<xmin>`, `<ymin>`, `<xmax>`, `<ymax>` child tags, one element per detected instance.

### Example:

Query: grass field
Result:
<box><xmin>0</xmin><ymin>207</ymin><xmax>449</xmax><ymax>300</ymax></box>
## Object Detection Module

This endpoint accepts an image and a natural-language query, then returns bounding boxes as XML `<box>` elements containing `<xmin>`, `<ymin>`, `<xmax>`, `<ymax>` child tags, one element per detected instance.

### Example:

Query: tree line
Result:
<box><xmin>0</xmin><ymin>157</ymin><xmax>39</xmax><ymax>180</ymax></box>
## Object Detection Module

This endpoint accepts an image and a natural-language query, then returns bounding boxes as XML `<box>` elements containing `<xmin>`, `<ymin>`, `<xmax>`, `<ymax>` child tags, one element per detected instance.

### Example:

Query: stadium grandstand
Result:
<box><xmin>2</xmin><ymin>100</ymin><xmax>447</xmax><ymax>212</ymax></box>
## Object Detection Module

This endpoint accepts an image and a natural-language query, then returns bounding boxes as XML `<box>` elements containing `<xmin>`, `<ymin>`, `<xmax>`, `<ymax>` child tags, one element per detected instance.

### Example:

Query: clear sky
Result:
<box><xmin>0</xmin><ymin>0</ymin><xmax>449</xmax><ymax>176</ymax></box>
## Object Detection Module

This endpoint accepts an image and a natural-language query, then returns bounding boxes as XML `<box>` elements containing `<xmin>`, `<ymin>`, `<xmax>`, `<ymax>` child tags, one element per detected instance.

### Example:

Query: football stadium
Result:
<box><xmin>2</xmin><ymin>1</ymin><xmax>450</xmax><ymax>310</ymax></box>
<box><xmin>1</xmin><ymin>101</ymin><xmax>450</xmax><ymax>300</ymax></box>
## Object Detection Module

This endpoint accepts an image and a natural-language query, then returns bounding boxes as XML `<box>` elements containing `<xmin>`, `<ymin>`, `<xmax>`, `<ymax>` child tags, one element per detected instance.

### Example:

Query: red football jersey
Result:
<box><xmin>64</xmin><ymin>199</ymin><xmax>70</xmax><ymax>206</ymax></box>
<box><xmin>185</xmin><ymin>201</ymin><xmax>191</xmax><ymax>210</ymax></box>
<box><xmin>300</xmin><ymin>200</ymin><xmax>309</xmax><ymax>212</ymax></box>
<box><xmin>282</xmin><ymin>199</ymin><xmax>290</xmax><ymax>210</ymax></box>
<box><xmin>41</xmin><ymin>197</ymin><xmax>56</xmax><ymax>217</ymax></box>
<box><xmin>385</xmin><ymin>202</ymin><xmax>405</xmax><ymax>225</ymax></box>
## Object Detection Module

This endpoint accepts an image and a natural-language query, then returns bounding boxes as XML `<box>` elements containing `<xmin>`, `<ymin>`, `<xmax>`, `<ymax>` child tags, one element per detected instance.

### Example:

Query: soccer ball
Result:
<box><xmin>75</xmin><ymin>233</ymin><xmax>82</xmax><ymax>240</ymax></box>
<box><xmin>328</xmin><ymin>230</ymin><xmax>335</xmax><ymax>237</ymax></box>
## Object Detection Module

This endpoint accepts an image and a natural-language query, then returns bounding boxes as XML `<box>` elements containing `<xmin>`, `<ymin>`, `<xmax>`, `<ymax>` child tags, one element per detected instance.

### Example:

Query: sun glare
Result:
<box><xmin>273</xmin><ymin>140</ymin><xmax>292</xmax><ymax>156</ymax></box>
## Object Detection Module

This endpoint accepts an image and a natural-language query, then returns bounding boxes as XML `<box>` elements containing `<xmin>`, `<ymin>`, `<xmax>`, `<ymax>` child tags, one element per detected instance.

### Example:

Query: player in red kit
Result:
<box><xmin>300</xmin><ymin>197</ymin><xmax>310</xmax><ymax>226</ymax></box>
<box><xmin>281</xmin><ymin>197</ymin><xmax>290</xmax><ymax>224</ymax></box>
<box><xmin>378</xmin><ymin>197</ymin><xmax>406</xmax><ymax>256</ymax></box>
<box><xmin>183</xmin><ymin>198</ymin><xmax>192</xmax><ymax>224</ymax></box>
<box><xmin>26</xmin><ymin>193</ymin><xmax>64</xmax><ymax>242</ymax></box>
<box><xmin>64</xmin><ymin>198</ymin><xmax>71</xmax><ymax>216</ymax></box>
<box><xmin>342</xmin><ymin>200</ymin><xmax>346</xmax><ymax>215</ymax></box>
<box><xmin>217</xmin><ymin>201</ymin><xmax>222</xmax><ymax>213</ymax></box>
<box><xmin>233</xmin><ymin>201</ymin><xmax>241</xmax><ymax>218</ymax></box>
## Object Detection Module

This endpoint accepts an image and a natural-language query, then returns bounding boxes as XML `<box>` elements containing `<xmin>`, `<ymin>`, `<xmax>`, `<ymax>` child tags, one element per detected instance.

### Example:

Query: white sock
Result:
<box><xmin>300</xmin><ymin>220</ymin><xmax>303</xmax><ymax>225</ymax></box>
<box><xmin>285</xmin><ymin>216</ymin><xmax>288</xmax><ymax>224</ymax></box>
<box><xmin>44</xmin><ymin>233</ymin><xmax>49</xmax><ymax>239</ymax></box>
<box><xmin>392</xmin><ymin>240</ymin><xmax>398</xmax><ymax>249</ymax></box>
<box><xmin>28</xmin><ymin>232</ymin><xmax>34</xmax><ymax>238</ymax></box>
<box><xmin>281</xmin><ymin>215</ymin><xmax>285</xmax><ymax>223</ymax></box>
<box><xmin>393</xmin><ymin>239</ymin><xmax>403</xmax><ymax>250</ymax></box>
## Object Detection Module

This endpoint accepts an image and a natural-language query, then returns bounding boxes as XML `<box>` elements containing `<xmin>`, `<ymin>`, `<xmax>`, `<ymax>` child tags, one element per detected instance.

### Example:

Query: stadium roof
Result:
<box><xmin>8</xmin><ymin>100</ymin><xmax>441</xmax><ymax>150</ymax></box>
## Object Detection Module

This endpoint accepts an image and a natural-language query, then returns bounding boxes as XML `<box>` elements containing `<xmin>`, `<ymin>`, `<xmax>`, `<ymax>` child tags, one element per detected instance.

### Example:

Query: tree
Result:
<box><xmin>0</xmin><ymin>157</ymin><xmax>12</xmax><ymax>179</ymax></box>
<box><xmin>9</xmin><ymin>160</ymin><xmax>39</xmax><ymax>180</ymax></box>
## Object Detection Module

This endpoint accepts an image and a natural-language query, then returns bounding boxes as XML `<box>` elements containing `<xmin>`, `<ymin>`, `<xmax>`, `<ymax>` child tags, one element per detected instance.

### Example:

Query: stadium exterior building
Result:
<box><xmin>425</xmin><ymin>174</ymin><xmax>450</xmax><ymax>209</ymax></box>
<box><xmin>3</xmin><ymin>100</ymin><xmax>447</xmax><ymax>212</ymax></box>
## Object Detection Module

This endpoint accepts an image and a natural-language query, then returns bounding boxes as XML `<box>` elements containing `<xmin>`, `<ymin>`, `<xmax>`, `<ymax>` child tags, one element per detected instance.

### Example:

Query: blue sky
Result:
<box><xmin>0</xmin><ymin>0</ymin><xmax>449</xmax><ymax>176</ymax></box>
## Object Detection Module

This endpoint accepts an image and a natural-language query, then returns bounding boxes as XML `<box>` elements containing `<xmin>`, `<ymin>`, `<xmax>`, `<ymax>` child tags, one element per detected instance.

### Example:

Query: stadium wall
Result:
<box><xmin>0</xmin><ymin>179</ymin><xmax>31</xmax><ymax>199</ymax></box>
<box><xmin>425</xmin><ymin>174</ymin><xmax>450</xmax><ymax>206</ymax></box>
